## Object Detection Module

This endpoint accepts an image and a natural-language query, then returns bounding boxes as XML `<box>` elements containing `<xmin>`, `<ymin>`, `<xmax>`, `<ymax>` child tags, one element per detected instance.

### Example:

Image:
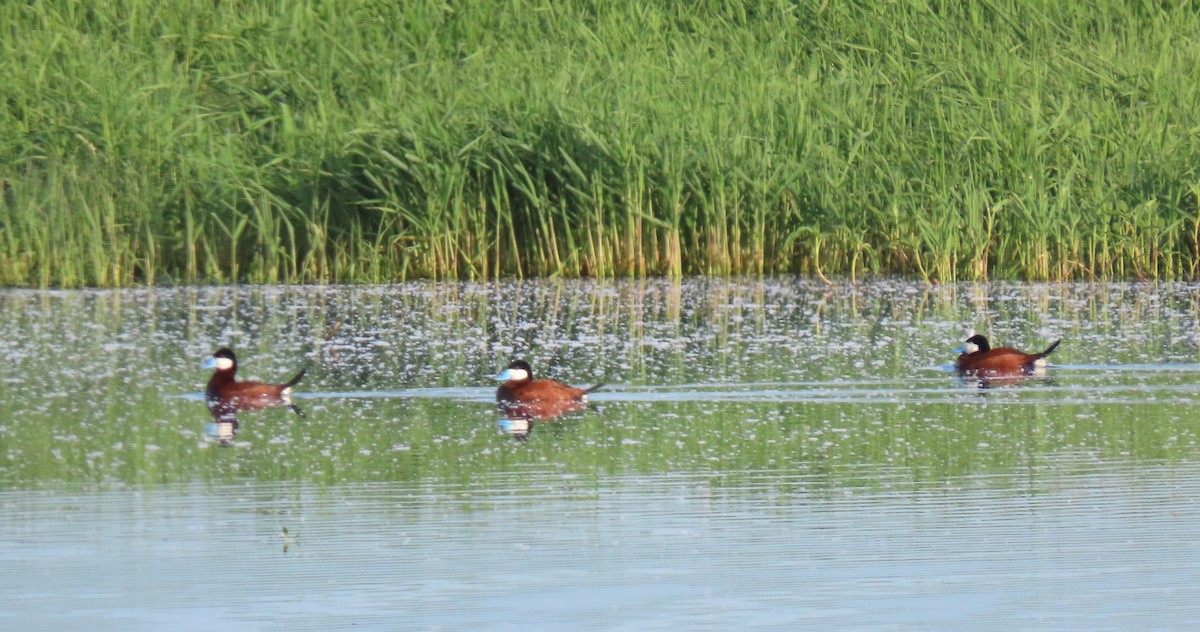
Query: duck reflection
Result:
<box><xmin>958</xmin><ymin>369</ymin><xmax>1056</xmax><ymax>389</ymax></box>
<box><xmin>496</xmin><ymin>416</ymin><xmax>533</xmax><ymax>441</ymax></box>
<box><xmin>206</xmin><ymin>413</ymin><xmax>240</xmax><ymax>446</ymax></box>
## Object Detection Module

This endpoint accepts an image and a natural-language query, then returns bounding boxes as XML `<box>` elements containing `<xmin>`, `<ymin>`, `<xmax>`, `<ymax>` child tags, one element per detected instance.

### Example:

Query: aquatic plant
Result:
<box><xmin>3</xmin><ymin>0</ymin><xmax>1200</xmax><ymax>286</ymax></box>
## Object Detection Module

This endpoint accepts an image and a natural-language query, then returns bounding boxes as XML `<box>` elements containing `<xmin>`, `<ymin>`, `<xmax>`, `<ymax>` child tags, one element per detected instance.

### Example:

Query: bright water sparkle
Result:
<box><xmin>2</xmin><ymin>279</ymin><xmax>1200</xmax><ymax>630</ymax></box>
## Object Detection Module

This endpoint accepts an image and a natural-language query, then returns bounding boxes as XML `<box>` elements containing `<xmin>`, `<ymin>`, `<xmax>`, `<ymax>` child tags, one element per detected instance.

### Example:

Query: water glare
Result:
<box><xmin>3</xmin><ymin>280</ymin><xmax>1200</xmax><ymax>629</ymax></box>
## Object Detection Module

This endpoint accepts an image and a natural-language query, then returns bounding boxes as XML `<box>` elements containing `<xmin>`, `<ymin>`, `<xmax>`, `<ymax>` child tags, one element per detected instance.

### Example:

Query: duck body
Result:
<box><xmin>955</xmin><ymin>335</ymin><xmax>1060</xmax><ymax>377</ymax></box>
<box><xmin>204</xmin><ymin>348</ymin><xmax>306</xmax><ymax>421</ymax></box>
<box><xmin>495</xmin><ymin>359</ymin><xmax>604</xmax><ymax>421</ymax></box>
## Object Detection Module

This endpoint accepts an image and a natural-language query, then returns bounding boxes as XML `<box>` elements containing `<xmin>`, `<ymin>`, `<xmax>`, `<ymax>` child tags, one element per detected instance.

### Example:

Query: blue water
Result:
<box><xmin>5</xmin><ymin>279</ymin><xmax>1200</xmax><ymax>630</ymax></box>
<box><xmin>4</xmin><ymin>464</ymin><xmax>1200</xmax><ymax>630</ymax></box>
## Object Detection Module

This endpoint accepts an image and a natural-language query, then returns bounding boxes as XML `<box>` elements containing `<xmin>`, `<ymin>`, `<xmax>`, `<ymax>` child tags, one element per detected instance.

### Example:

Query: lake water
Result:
<box><xmin>3</xmin><ymin>279</ymin><xmax>1200</xmax><ymax>630</ymax></box>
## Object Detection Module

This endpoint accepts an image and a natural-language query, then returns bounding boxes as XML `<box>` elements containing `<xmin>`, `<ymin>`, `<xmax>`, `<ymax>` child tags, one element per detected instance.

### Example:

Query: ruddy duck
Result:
<box><xmin>955</xmin><ymin>335</ymin><xmax>1060</xmax><ymax>377</ymax></box>
<box><xmin>495</xmin><ymin>359</ymin><xmax>604</xmax><ymax>421</ymax></box>
<box><xmin>203</xmin><ymin>348</ymin><xmax>306</xmax><ymax>441</ymax></box>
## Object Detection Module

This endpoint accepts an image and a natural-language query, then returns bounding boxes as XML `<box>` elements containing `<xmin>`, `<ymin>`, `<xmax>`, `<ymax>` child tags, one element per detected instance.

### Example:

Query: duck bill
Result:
<box><xmin>495</xmin><ymin>367</ymin><xmax>528</xmax><ymax>381</ymax></box>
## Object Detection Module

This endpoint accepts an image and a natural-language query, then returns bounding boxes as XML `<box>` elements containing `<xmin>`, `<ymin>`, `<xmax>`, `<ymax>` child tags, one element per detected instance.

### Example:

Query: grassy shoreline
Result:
<box><xmin>3</xmin><ymin>0</ymin><xmax>1200</xmax><ymax>287</ymax></box>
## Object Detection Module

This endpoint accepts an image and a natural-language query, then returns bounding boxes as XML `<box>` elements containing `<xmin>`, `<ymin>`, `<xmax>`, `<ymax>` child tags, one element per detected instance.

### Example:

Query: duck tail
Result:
<box><xmin>1038</xmin><ymin>339</ymin><xmax>1061</xmax><ymax>359</ymax></box>
<box><xmin>284</xmin><ymin>367</ymin><xmax>307</xmax><ymax>389</ymax></box>
<box><xmin>585</xmin><ymin>382</ymin><xmax>606</xmax><ymax>394</ymax></box>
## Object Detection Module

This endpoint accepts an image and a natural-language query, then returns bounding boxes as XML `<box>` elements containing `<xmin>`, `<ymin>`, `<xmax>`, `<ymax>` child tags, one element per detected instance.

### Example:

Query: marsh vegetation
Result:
<box><xmin>4</xmin><ymin>1</ymin><xmax>1200</xmax><ymax>286</ymax></box>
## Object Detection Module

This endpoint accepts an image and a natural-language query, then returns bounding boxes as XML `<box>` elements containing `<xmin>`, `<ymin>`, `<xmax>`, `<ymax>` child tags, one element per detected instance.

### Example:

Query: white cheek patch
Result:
<box><xmin>962</xmin><ymin>342</ymin><xmax>979</xmax><ymax>354</ymax></box>
<box><xmin>214</xmin><ymin>357</ymin><xmax>235</xmax><ymax>371</ymax></box>
<box><xmin>508</xmin><ymin>368</ymin><xmax>529</xmax><ymax>381</ymax></box>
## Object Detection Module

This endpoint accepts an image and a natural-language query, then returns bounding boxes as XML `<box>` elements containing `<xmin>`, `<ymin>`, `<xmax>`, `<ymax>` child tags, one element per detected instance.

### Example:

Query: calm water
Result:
<box><xmin>3</xmin><ymin>279</ymin><xmax>1200</xmax><ymax>630</ymax></box>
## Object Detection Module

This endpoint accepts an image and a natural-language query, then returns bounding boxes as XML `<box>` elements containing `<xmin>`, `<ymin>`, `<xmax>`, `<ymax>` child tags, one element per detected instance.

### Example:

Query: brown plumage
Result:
<box><xmin>495</xmin><ymin>359</ymin><xmax>604</xmax><ymax>421</ymax></box>
<box><xmin>205</xmin><ymin>348</ymin><xmax>306</xmax><ymax>422</ymax></box>
<box><xmin>955</xmin><ymin>335</ymin><xmax>1060</xmax><ymax>377</ymax></box>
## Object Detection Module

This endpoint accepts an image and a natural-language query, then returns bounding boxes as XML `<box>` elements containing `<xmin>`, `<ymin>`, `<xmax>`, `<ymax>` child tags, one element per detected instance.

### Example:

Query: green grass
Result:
<box><xmin>3</xmin><ymin>0</ymin><xmax>1200</xmax><ymax>286</ymax></box>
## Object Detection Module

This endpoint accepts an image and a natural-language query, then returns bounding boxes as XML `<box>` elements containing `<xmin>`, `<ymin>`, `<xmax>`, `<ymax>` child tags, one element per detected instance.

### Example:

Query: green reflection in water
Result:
<box><xmin>2</xmin><ymin>280</ymin><xmax>1199</xmax><ymax>490</ymax></box>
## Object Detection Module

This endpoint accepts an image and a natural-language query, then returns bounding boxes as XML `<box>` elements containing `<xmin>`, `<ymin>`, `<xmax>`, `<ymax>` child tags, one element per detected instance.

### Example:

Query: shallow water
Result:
<box><xmin>3</xmin><ymin>279</ymin><xmax>1200</xmax><ymax>629</ymax></box>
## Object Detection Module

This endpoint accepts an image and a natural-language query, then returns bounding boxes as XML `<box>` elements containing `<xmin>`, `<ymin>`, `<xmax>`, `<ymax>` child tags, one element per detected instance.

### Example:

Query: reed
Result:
<box><xmin>3</xmin><ymin>0</ymin><xmax>1200</xmax><ymax>287</ymax></box>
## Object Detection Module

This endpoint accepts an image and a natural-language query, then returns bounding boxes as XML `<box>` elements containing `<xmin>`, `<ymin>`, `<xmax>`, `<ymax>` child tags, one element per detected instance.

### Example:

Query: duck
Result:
<box><xmin>955</xmin><ymin>335</ymin><xmax>1060</xmax><ymax>377</ymax></box>
<box><xmin>203</xmin><ymin>348</ymin><xmax>306</xmax><ymax>440</ymax></box>
<box><xmin>495</xmin><ymin>359</ymin><xmax>604</xmax><ymax>421</ymax></box>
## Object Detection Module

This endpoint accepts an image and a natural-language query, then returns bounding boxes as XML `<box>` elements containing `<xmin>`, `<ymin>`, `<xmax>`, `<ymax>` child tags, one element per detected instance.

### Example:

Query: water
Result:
<box><xmin>3</xmin><ymin>279</ymin><xmax>1200</xmax><ymax>629</ymax></box>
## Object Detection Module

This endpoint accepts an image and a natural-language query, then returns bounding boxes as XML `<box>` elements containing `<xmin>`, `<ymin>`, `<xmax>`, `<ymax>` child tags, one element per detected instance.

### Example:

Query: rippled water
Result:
<box><xmin>3</xmin><ymin>279</ymin><xmax>1200</xmax><ymax>629</ymax></box>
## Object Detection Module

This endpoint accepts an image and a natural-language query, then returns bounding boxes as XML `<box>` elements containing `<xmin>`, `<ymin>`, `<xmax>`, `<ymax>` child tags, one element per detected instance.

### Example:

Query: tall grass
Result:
<box><xmin>2</xmin><ymin>0</ymin><xmax>1200</xmax><ymax>287</ymax></box>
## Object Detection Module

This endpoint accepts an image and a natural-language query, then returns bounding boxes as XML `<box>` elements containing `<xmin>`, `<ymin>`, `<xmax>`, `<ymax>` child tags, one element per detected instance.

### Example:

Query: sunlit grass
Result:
<box><xmin>3</xmin><ymin>0</ymin><xmax>1200</xmax><ymax>286</ymax></box>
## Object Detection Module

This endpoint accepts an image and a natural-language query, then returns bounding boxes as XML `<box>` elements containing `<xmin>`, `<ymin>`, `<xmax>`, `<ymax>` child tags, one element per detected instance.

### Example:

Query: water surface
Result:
<box><xmin>3</xmin><ymin>280</ymin><xmax>1200</xmax><ymax>629</ymax></box>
